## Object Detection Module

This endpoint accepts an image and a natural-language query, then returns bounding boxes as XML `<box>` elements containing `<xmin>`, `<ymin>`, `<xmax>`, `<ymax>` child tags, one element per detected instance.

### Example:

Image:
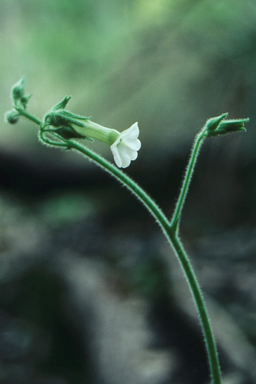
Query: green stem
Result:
<box><xmin>14</xmin><ymin>106</ymin><xmax>42</xmax><ymax>126</ymax></box>
<box><xmin>39</xmin><ymin>130</ymin><xmax>69</xmax><ymax>148</ymax></box>
<box><xmin>170</xmin><ymin>130</ymin><xmax>205</xmax><ymax>232</ymax></box>
<box><xmin>170</xmin><ymin>234</ymin><xmax>221</xmax><ymax>384</ymax></box>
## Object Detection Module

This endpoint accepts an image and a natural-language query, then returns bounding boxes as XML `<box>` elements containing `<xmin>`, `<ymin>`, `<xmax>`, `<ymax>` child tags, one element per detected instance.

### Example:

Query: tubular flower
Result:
<box><xmin>43</xmin><ymin>100</ymin><xmax>141</xmax><ymax>168</ymax></box>
<box><xmin>110</xmin><ymin>122</ymin><xmax>141</xmax><ymax>168</ymax></box>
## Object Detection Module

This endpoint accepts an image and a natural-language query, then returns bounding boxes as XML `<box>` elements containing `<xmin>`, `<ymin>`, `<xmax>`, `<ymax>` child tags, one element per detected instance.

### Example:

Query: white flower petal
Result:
<box><xmin>110</xmin><ymin>122</ymin><xmax>141</xmax><ymax>168</ymax></box>
<box><xmin>111</xmin><ymin>144</ymin><xmax>122</xmax><ymax>168</ymax></box>
<box><xmin>123</xmin><ymin>138</ymin><xmax>141</xmax><ymax>151</ymax></box>
<box><xmin>121</xmin><ymin>122</ymin><xmax>139</xmax><ymax>139</ymax></box>
<box><xmin>128</xmin><ymin>150</ymin><xmax>138</xmax><ymax>161</ymax></box>
<box><xmin>120</xmin><ymin>154</ymin><xmax>131</xmax><ymax>168</ymax></box>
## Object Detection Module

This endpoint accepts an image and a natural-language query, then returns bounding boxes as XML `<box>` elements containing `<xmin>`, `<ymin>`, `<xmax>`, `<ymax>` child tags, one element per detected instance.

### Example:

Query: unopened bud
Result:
<box><xmin>11</xmin><ymin>77</ymin><xmax>25</xmax><ymax>101</ymax></box>
<box><xmin>215</xmin><ymin>118</ymin><xmax>249</xmax><ymax>135</ymax></box>
<box><xmin>204</xmin><ymin>113</ymin><xmax>249</xmax><ymax>137</ymax></box>
<box><xmin>5</xmin><ymin>110</ymin><xmax>20</xmax><ymax>124</ymax></box>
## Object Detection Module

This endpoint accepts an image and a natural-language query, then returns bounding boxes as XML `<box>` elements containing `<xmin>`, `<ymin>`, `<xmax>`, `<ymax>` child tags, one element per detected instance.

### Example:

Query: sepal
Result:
<box><xmin>51</xmin><ymin>96</ymin><xmax>72</xmax><ymax>111</ymax></box>
<box><xmin>204</xmin><ymin>113</ymin><xmax>228</xmax><ymax>136</ymax></box>
<box><xmin>44</xmin><ymin>109</ymin><xmax>89</xmax><ymax>128</ymax></box>
<box><xmin>215</xmin><ymin>118</ymin><xmax>249</xmax><ymax>135</ymax></box>
<box><xmin>54</xmin><ymin>125</ymin><xmax>93</xmax><ymax>140</ymax></box>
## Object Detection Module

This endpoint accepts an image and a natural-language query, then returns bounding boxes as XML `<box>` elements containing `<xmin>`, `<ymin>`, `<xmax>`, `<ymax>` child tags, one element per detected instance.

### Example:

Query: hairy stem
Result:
<box><xmin>14</xmin><ymin>106</ymin><xmax>42</xmax><ymax>126</ymax></box>
<box><xmin>170</xmin><ymin>130</ymin><xmax>205</xmax><ymax>232</ymax></box>
<box><xmin>170</xmin><ymin>233</ymin><xmax>221</xmax><ymax>384</ymax></box>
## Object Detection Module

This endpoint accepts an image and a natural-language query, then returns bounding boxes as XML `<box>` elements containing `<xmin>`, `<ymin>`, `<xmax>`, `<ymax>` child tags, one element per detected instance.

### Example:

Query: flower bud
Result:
<box><xmin>204</xmin><ymin>113</ymin><xmax>249</xmax><ymax>137</ymax></box>
<box><xmin>4</xmin><ymin>109</ymin><xmax>20</xmax><ymax>124</ymax></box>
<box><xmin>215</xmin><ymin>118</ymin><xmax>249</xmax><ymax>135</ymax></box>
<box><xmin>11</xmin><ymin>77</ymin><xmax>25</xmax><ymax>101</ymax></box>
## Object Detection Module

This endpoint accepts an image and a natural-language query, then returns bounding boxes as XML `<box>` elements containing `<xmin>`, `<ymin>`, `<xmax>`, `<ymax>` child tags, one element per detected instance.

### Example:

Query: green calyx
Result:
<box><xmin>43</xmin><ymin>96</ymin><xmax>93</xmax><ymax>140</ymax></box>
<box><xmin>53</xmin><ymin>126</ymin><xmax>93</xmax><ymax>140</ymax></box>
<box><xmin>215</xmin><ymin>118</ymin><xmax>249</xmax><ymax>135</ymax></box>
<box><xmin>51</xmin><ymin>96</ymin><xmax>72</xmax><ymax>111</ymax></box>
<box><xmin>44</xmin><ymin>109</ymin><xmax>89</xmax><ymax>128</ymax></box>
<box><xmin>43</xmin><ymin>97</ymin><xmax>119</xmax><ymax>145</ymax></box>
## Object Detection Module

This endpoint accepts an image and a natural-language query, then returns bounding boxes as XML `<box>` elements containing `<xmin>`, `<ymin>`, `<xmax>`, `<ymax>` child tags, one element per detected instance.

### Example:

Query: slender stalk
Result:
<box><xmin>170</xmin><ymin>130</ymin><xmax>205</xmax><ymax>232</ymax></box>
<box><xmin>14</xmin><ymin>106</ymin><xmax>42</xmax><ymax>126</ymax></box>
<box><xmin>170</xmin><ymin>234</ymin><xmax>221</xmax><ymax>384</ymax></box>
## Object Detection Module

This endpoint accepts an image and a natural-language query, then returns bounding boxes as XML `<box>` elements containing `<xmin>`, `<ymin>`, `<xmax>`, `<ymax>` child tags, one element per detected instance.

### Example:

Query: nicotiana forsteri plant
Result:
<box><xmin>5</xmin><ymin>77</ymin><xmax>249</xmax><ymax>384</ymax></box>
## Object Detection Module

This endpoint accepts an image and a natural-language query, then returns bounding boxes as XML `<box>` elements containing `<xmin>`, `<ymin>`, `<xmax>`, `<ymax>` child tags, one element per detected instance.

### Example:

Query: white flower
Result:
<box><xmin>60</xmin><ymin>115</ymin><xmax>141</xmax><ymax>168</ymax></box>
<box><xmin>110</xmin><ymin>122</ymin><xmax>141</xmax><ymax>168</ymax></box>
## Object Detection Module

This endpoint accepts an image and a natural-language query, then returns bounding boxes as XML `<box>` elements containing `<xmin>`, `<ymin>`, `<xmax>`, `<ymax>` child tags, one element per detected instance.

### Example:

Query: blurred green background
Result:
<box><xmin>1</xmin><ymin>0</ymin><xmax>256</xmax><ymax>383</ymax></box>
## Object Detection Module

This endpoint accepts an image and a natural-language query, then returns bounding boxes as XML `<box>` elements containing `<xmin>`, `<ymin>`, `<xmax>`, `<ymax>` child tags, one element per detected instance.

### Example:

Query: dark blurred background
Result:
<box><xmin>1</xmin><ymin>0</ymin><xmax>256</xmax><ymax>383</ymax></box>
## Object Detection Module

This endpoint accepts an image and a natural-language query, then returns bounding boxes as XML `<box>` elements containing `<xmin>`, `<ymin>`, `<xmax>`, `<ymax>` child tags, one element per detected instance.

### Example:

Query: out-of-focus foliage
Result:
<box><xmin>1</xmin><ymin>0</ymin><xmax>256</xmax><ymax>158</ymax></box>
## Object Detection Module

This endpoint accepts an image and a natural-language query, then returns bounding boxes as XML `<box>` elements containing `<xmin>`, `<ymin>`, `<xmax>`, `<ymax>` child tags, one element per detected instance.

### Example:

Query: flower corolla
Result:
<box><xmin>110</xmin><ymin>123</ymin><xmax>141</xmax><ymax>168</ymax></box>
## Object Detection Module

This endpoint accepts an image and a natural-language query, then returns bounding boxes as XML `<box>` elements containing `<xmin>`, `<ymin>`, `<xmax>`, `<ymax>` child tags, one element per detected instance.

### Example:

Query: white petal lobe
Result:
<box><xmin>110</xmin><ymin>122</ymin><xmax>141</xmax><ymax>168</ymax></box>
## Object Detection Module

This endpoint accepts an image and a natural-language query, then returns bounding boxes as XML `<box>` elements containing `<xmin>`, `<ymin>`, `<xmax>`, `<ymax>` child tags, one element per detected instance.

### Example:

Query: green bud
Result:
<box><xmin>4</xmin><ymin>109</ymin><xmax>20</xmax><ymax>124</ymax></box>
<box><xmin>204</xmin><ymin>113</ymin><xmax>228</xmax><ymax>136</ymax></box>
<box><xmin>11</xmin><ymin>77</ymin><xmax>26</xmax><ymax>101</ymax></box>
<box><xmin>204</xmin><ymin>113</ymin><xmax>249</xmax><ymax>137</ymax></box>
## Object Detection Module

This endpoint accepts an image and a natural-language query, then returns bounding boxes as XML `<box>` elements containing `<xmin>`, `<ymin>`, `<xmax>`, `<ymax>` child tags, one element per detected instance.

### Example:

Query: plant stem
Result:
<box><xmin>14</xmin><ymin>106</ymin><xmax>42</xmax><ymax>126</ymax></box>
<box><xmin>170</xmin><ymin>234</ymin><xmax>221</xmax><ymax>384</ymax></box>
<box><xmin>170</xmin><ymin>130</ymin><xmax>205</xmax><ymax>232</ymax></box>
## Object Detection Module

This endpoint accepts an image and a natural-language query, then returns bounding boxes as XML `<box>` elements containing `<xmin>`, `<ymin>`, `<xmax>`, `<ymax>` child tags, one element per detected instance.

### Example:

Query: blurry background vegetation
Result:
<box><xmin>1</xmin><ymin>0</ymin><xmax>256</xmax><ymax>383</ymax></box>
